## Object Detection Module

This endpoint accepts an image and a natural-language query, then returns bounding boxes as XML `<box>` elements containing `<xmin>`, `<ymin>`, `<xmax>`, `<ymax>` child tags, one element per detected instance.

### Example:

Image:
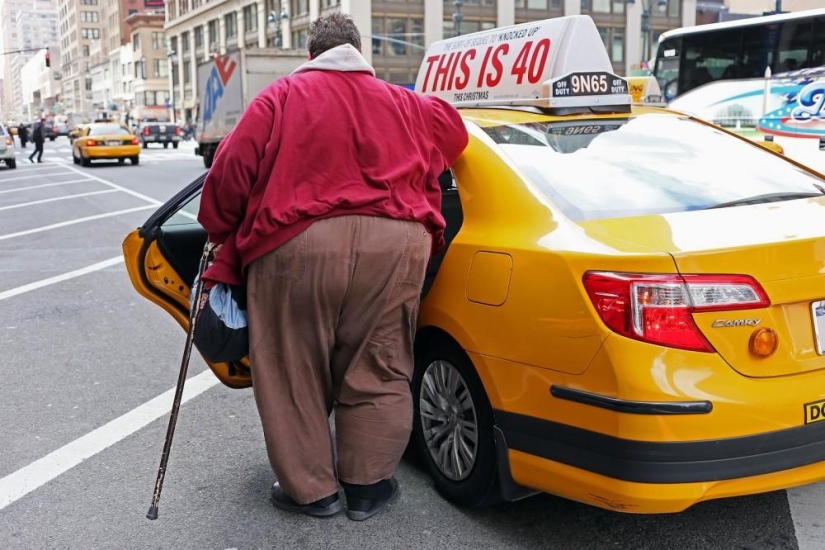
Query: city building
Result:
<box><xmin>2</xmin><ymin>0</ymin><xmax>60</xmax><ymax>120</ymax></box>
<box><xmin>127</xmin><ymin>11</ymin><xmax>171</xmax><ymax>122</ymax></box>
<box><xmin>163</xmin><ymin>0</ymin><xmax>695</xmax><ymax>124</ymax></box>
<box><xmin>20</xmin><ymin>45</ymin><xmax>63</xmax><ymax>118</ymax></box>
<box><xmin>726</xmin><ymin>0</ymin><xmax>823</xmax><ymax>15</ymax></box>
<box><xmin>57</xmin><ymin>0</ymin><xmax>103</xmax><ymax>117</ymax></box>
<box><xmin>0</xmin><ymin>77</ymin><xmax>5</xmax><ymax>118</ymax></box>
<box><xmin>2</xmin><ymin>0</ymin><xmax>27</xmax><ymax>120</ymax></box>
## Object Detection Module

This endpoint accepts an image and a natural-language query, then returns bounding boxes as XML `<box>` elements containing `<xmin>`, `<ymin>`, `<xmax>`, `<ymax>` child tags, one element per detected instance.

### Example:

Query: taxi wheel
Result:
<box><xmin>118</xmin><ymin>159</ymin><xmax>125</xmax><ymax>165</ymax></box>
<box><xmin>131</xmin><ymin>156</ymin><xmax>139</xmax><ymax>165</ymax></box>
<box><xmin>411</xmin><ymin>340</ymin><xmax>499</xmax><ymax>508</ymax></box>
<box><xmin>72</xmin><ymin>153</ymin><xmax>79</xmax><ymax>165</ymax></box>
<box><xmin>81</xmin><ymin>155</ymin><xmax>91</xmax><ymax>167</ymax></box>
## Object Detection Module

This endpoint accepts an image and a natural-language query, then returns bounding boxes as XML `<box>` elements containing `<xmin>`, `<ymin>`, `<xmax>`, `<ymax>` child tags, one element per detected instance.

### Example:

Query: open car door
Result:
<box><xmin>122</xmin><ymin>173</ymin><xmax>253</xmax><ymax>389</ymax></box>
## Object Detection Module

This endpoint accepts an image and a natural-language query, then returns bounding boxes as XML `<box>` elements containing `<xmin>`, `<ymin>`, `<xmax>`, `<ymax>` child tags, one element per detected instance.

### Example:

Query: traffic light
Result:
<box><xmin>45</xmin><ymin>50</ymin><xmax>50</xmax><ymax>68</ymax></box>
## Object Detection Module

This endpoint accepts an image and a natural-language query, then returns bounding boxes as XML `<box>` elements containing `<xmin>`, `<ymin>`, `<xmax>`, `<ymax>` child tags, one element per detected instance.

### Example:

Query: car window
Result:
<box><xmin>0</xmin><ymin>125</ymin><xmax>6</xmax><ymax>136</ymax></box>
<box><xmin>163</xmin><ymin>192</ymin><xmax>202</xmax><ymax>227</ymax></box>
<box><xmin>483</xmin><ymin>114</ymin><xmax>825</xmax><ymax>221</ymax></box>
<box><xmin>89</xmin><ymin>125</ymin><xmax>130</xmax><ymax>136</ymax></box>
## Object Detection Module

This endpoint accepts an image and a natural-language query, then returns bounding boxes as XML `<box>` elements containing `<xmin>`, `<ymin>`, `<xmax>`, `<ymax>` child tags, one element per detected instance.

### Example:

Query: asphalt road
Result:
<box><xmin>1</xmin><ymin>137</ymin><xmax>823</xmax><ymax>549</ymax></box>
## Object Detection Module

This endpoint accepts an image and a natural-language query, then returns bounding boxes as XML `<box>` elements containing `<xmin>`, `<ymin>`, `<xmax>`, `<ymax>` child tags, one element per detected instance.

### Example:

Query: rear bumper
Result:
<box><xmin>497</xmin><ymin>409</ymin><xmax>825</xmax><ymax>512</ymax></box>
<box><xmin>142</xmin><ymin>135</ymin><xmax>181</xmax><ymax>142</ymax></box>
<box><xmin>0</xmin><ymin>149</ymin><xmax>15</xmax><ymax>160</ymax></box>
<box><xmin>87</xmin><ymin>146</ymin><xmax>140</xmax><ymax>159</ymax></box>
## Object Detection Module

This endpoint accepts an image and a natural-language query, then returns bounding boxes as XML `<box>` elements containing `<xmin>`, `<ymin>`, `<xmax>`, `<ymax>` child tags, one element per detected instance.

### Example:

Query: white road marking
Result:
<box><xmin>62</xmin><ymin>164</ymin><xmax>162</xmax><ymax>206</ymax></box>
<box><xmin>0</xmin><ymin>205</ymin><xmax>155</xmax><ymax>241</ymax></box>
<box><xmin>0</xmin><ymin>165</ymin><xmax>66</xmax><ymax>173</ymax></box>
<box><xmin>0</xmin><ymin>369</ymin><xmax>219</xmax><ymax>511</ymax></box>
<box><xmin>0</xmin><ymin>189</ymin><xmax>118</xmax><ymax>212</ymax></box>
<box><xmin>0</xmin><ymin>256</ymin><xmax>123</xmax><ymax>302</ymax></box>
<box><xmin>61</xmin><ymin>164</ymin><xmax>199</xmax><ymax>221</ymax></box>
<box><xmin>0</xmin><ymin>172</ymin><xmax>78</xmax><ymax>183</ymax></box>
<box><xmin>789</xmin><ymin>484</ymin><xmax>825</xmax><ymax>549</ymax></box>
<box><xmin>0</xmin><ymin>179</ymin><xmax>91</xmax><ymax>195</ymax></box>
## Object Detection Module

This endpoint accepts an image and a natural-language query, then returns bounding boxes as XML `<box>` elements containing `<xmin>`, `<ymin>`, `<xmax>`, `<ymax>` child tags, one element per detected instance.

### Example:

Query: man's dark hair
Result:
<box><xmin>307</xmin><ymin>12</ymin><xmax>361</xmax><ymax>59</ymax></box>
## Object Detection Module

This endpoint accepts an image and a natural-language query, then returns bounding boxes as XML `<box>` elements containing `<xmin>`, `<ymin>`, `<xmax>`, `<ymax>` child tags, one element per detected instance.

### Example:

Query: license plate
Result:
<box><xmin>812</xmin><ymin>300</ymin><xmax>825</xmax><ymax>355</ymax></box>
<box><xmin>107</xmin><ymin>141</ymin><xmax>121</xmax><ymax>146</ymax></box>
<box><xmin>159</xmin><ymin>126</ymin><xmax>166</xmax><ymax>132</ymax></box>
<box><xmin>805</xmin><ymin>398</ymin><xmax>825</xmax><ymax>424</ymax></box>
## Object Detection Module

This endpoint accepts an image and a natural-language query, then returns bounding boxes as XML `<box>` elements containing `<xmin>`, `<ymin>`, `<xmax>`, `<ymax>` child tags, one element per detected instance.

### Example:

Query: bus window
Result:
<box><xmin>739</xmin><ymin>23</ymin><xmax>778</xmax><ymax>78</ymax></box>
<box><xmin>775</xmin><ymin>20</ymin><xmax>813</xmax><ymax>73</ymax></box>
<box><xmin>679</xmin><ymin>29</ymin><xmax>742</xmax><ymax>95</ymax></box>
<box><xmin>812</xmin><ymin>17</ymin><xmax>825</xmax><ymax>67</ymax></box>
<box><xmin>654</xmin><ymin>37</ymin><xmax>681</xmax><ymax>101</ymax></box>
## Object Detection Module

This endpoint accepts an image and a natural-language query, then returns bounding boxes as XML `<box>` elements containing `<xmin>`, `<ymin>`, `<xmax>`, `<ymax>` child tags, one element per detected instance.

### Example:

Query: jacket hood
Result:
<box><xmin>291</xmin><ymin>44</ymin><xmax>375</xmax><ymax>76</ymax></box>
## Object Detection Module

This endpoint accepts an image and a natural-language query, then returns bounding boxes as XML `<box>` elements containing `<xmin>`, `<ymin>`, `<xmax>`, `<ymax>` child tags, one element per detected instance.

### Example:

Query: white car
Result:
<box><xmin>0</xmin><ymin>123</ymin><xmax>16</xmax><ymax>169</ymax></box>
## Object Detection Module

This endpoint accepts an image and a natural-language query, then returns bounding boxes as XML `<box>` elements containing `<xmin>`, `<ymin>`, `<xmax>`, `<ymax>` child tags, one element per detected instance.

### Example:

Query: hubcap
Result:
<box><xmin>419</xmin><ymin>360</ymin><xmax>478</xmax><ymax>481</ymax></box>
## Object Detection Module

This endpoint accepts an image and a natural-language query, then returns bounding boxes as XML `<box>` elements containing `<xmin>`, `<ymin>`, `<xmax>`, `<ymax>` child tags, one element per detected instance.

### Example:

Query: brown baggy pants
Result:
<box><xmin>247</xmin><ymin>215</ymin><xmax>432</xmax><ymax>504</ymax></box>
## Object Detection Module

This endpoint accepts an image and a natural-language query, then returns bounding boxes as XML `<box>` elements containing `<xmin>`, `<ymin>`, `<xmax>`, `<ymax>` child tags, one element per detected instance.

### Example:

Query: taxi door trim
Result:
<box><xmin>550</xmin><ymin>386</ymin><xmax>713</xmax><ymax>415</ymax></box>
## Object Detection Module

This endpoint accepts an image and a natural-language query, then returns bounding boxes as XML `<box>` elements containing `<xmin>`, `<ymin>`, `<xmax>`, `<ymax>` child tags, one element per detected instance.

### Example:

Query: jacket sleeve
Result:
<box><xmin>197</xmin><ymin>96</ymin><xmax>278</xmax><ymax>244</ymax></box>
<box><xmin>427</xmin><ymin>96</ymin><xmax>469</xmax><ymax>169</ymax></box>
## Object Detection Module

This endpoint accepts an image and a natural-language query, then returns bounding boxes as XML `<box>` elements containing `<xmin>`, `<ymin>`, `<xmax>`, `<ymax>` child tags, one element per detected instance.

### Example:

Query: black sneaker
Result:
<box><xmin>270</xmin><ymin>483</ymin><xmax>343</xmax><ymax>518</ymax></box>
<box><xmin>343</xmin><ymin>477</ymin><xmax>400</xmax><ymax>521</ymax></box>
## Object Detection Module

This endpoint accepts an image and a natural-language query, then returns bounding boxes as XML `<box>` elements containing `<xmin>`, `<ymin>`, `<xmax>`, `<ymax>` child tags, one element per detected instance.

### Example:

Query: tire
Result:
<box><xmin>72</xmin><ymin>153</ymin><xmax>79</xmax><ymax>165</ymax></box>
<box><xmin>163</xmin><ymin>142</ymin><xmax>169</xmax><ymax>149</ymax></box>
<box><xmin>203</xmin><ymin>147</ymin><xmax>214</xmax><ymax>168</ymax></box>
<box><xmin>49</xmin><ymin>137</ymin><xmax>55</xmax><ymax>142</ymax></box>
<box><xmin>118</xmin><ymin>158</ymin><xmax>125</xmax><ymax>165</ymax></box>
<box><xmin>7</xmin><ymin>159</ymin><xmax>16</xmax><ymax>169</ymax></box>
<box><xmin>81</xmin><ymin>155</ymin><xmax>91</xmax><ymax>167</ymax></box>
<box><xmin>131</xmin><ymin>156</ymin><xmax>139</xmax><ymax>165</ymax></box>
<box><xmin>411</xmin><ymin>338</ymin><xmax>500</xmax><ymax>508</ymax></box>
<box><xmin>172</xmin><ymin>142</ymin><xmax>178</xmax><ymax>149</ymax></box>
<box><xmin>142</xmin><ymin>141</ymin><xmax>148</xmax><ymax>149</ymax></box>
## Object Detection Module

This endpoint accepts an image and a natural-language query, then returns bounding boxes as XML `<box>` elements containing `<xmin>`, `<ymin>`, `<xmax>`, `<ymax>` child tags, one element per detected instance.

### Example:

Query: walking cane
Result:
<box><xmin>146</xmin><ymin>242</ymin><xmax>214</xmax><ymax>520</ymax></box>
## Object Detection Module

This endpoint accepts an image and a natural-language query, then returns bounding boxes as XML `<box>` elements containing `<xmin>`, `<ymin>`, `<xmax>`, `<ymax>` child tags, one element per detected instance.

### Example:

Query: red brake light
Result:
<box><xmin>131</xmin><ymin>136</ymin><xmax>139</xmax><ymax>145</ymax></box>
<box><xmin>582</xmin><ymin>272</ymin><xmax>770</xmax><ymax>353</ymax></box>
<box><xmin>5</xmin><ymin>137</ymin><xmax>11</xmax><ymax>145</ymax></box>
<box><xmin>175</xmin><ymin>126</ymin><xmax>181</xmax><ymax>135</ymax></box>
<box><xmin>86</xmin><ymin>139</ymin><xmax>97</xmax><ymax>146</ymax></box>
<box><xmin>143</xmin><ymin>126</ymin><xmax>150</xmax><ymax>135</ymax></box>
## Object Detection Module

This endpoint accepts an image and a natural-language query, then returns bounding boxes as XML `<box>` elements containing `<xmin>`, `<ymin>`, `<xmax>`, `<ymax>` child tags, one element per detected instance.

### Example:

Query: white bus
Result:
<box><xmin>652</xmin><ymin>8</ymin><xmax>825</xmax><ymax>102</ymax></box>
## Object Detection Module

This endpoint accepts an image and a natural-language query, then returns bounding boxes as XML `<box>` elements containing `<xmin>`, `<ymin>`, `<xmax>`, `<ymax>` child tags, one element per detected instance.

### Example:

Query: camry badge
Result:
<box><xmin>712</xmin><ymin>319</ymin><xmax>762</xmax><ymax>328</ymax></box>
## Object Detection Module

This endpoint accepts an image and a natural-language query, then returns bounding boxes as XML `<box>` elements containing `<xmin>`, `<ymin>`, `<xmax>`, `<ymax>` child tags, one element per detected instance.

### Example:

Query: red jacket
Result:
<box><xmin>198</xmin><ymin>45</ymin><xmax>469</xmax><ymax>285</ymax></box>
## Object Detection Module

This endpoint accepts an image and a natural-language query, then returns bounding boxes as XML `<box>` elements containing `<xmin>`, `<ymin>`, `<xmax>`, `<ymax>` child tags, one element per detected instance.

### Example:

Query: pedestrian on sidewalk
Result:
<box><xmin>29</xmin><ymin>118</ymin><xmax>45</xmax><ymax>163</ymax></box>
<box><xmin>197</xmin><ymin>12</ymin><xmax>468</xmax><ymax>521</ymax></box>
<box><xmin>17</xmin><ymin>123</ymin><xmax>28</xmax><ymax>149</ymax></box>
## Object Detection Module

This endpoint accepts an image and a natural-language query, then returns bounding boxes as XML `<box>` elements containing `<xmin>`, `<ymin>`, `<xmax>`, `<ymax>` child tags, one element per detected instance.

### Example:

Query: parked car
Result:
<box><xmin>122</xmin><ymin>16</ymin><xmax>825</xmax><ymax>516</ymax></box>
<box><xmin>0</xmin><ymin>122</ymin><xmax>17</xmax><ymax>168</ymax></box>
<box><xmin>137</xmin><ymin>119</ymin><xmax>181</xmax><ymax>149</ymax></box>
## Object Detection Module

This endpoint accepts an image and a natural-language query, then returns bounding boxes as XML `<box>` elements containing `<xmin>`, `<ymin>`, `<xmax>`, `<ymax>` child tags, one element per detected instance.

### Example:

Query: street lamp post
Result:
<box><xmin>268</xmin><ymin>3</ymin><xmax>289</xmax><ymax>48</ymax></box>
<box><xmin>167</xmin><ymin>49</ymin><xmax>176</xmax><ymax>124</ymax></box>
<box><xmin>453</xmin><ymin>0</ymin><xmax>463</xmax><ymax>38</ymax></box>
<box><xmin>627</xmin><ymin>0</ymin><xmax>667</xmax><ymax>65</ymax></box>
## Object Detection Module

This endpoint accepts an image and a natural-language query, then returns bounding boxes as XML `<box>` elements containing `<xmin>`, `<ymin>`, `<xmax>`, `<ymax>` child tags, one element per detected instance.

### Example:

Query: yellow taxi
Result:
<box><xmin>123</xmin><ymin>16</ymin><xmax>825</xmax><ymax>515</ymax></box>
<box><xmin>72</xmin><ymin>122</ymin><xmax>140</xmax><ymax>166</ymax></box>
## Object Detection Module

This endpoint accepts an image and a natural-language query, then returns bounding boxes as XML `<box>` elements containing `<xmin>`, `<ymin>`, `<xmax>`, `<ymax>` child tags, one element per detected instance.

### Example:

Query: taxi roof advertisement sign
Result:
<box><xmin>415</xmin><ymin>16</ymin><xmax>631</xmax><ymax>109</ymax></box>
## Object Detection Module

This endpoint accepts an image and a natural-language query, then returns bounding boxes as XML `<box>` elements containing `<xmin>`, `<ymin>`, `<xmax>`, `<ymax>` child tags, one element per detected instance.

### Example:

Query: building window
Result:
<box><xmin>133</xmin><ymin>33</ymin><xmax>140</xmax><ymax>50</ymax></box>
<box><xmin>154</xmin><ymin>59</ymin><xmax>168</xmax><ymax>78</ymax></box>
<box><xmin>180</xmin><ymin>33</ymin><xmax>189</xmax><ymax>53</ymax></box>
<box><xmin>225</xmin><ymin>12</ymin><xmax>238</xmax><ymax>40</ymax></box>
<box><xmin>243</xmin><ymin>4</ymin><xmax>257</xmax><ymax>34</ymax></box>
<box><xmin>373</xmin><ymin>16</ymin><xmax>424</xmax><ymax>58</ymax></box>
<box><xmin>135</xmin><ymin>59</ymin><xmax>146</xmax><ymax>79</ymax></box>
<box><xmin>592</xmin><ymin>0</ymin><xmax>609</xmax><ymax>12</ymax></box>
<box><xmin>291</xmin><ymin>0</ymin><xmax>309</xmax><ymax>16</ymax></box>
<box><xmin>82</xmin><ymin>45</ymin><xmax>89</xmax><ymax>56</ymax></box>
<box><xmin>183</xmin><ymin>60</ymin><xmax>191</xmax><ymax>84</ymax></box>
<box><xmin>170</xmin><ymin>36</ymin><xmax>178</xmax><ymax>54</ymax></box>
<box><xmin>194</xmin><ymin>26</ymin><xmax>203</xmax><ymax>48</ymax></box>
<box><xmin>612</xmin><ymin>28</ymin><xmax>624</xmax><ymax>62</ymax></box>
<box><xmin>668</xmin><ymin>0</ymin><xmax>680</xmax><ymax>18</ymax></box>
<box><xmin>152</xmin><ymin>32</ymin><xmax>166</xmax><ymax>51</ymax></box>
<box><xmin>80</xmin><ymin>11</ymin><xmax>99</xmax><ymax>22</ymax></box>
<box><xmin>208</xmin><ymin>19</ymin><xmax>219</xmax><ymax>49</ymax></box>
<box><xmin>178</xmin><ymin>0</ymin><xmax>187</xmax><ymax>16</ymax></box>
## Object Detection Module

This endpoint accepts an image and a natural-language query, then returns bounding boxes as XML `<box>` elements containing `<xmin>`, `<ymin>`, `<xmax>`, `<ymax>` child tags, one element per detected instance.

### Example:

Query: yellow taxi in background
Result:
<box><xmin>72</xmin><ymin>122</ymin><xmax>140</xmax><ymax>166</ymax></box>
<box><xmin>123</xmin><ymin>16</ymin><xmax>825</xmax><ymax>516</ymax></box>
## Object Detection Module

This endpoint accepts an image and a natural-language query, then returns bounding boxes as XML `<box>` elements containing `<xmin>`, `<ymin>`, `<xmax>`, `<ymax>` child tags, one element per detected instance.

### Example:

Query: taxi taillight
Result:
<box><xmin>131</xmin><ymin>136</ymin><xmax>139</xmax><ymax>145</ymax></box>
<box><xmin>86</xmin><ymin>139</ymin><xmax>97</xmax><ymax>146</ymax></box>
<box><xmin>582</xmin><ymin>272</ymin><xmax>770</xmax><ymax>352</ymax></box>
